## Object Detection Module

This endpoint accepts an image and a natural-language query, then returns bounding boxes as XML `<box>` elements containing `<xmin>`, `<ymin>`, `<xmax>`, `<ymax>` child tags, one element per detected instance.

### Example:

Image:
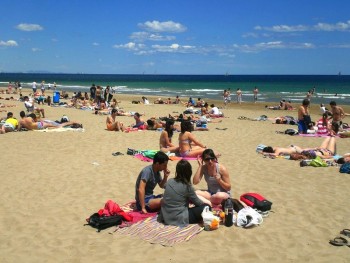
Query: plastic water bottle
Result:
<box><xmin>224</xmin><ymin>198</ymin><xmax>234</xmax><ymax>227</ymax></box>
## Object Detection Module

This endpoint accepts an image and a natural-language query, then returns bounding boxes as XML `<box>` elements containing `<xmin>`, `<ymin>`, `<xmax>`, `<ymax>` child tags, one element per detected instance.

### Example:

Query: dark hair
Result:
<box><xmin>7</xmin><ymin>112</ymin><xmax>13</xmax><ymax>118</ymax></box>
<box><xmin>111</xmin><ymin>109</ymin><xmax>118</xmax><ymax>114</ymax></box>
<box><xmin>20</xmin><ymin>111</ymin><xmax>26</xmax><ymax>118</ymax></box>
<box><xmin>134</xmin><ymin>112</ymin><xmax>140</xmax><ymax>118</ymax></box>
<box><xmin>28</xmin><ymin>113</ymin><xmax>37</xmax><ymax>120</ymax></box>
<box><xmin>147</xmin><ymin>119</ymin><xmax>155</xmax><ymax>126</ymax></box>
<box><xmin>275</xmin><ymin>119</ymin><xmax>282</xmax><ymax>124</ymax></box>
<box><xmin>337</xmin><ymin>158</ymin><xmax>345</xmax><ymax>164</ymax></box>
<box><xmin>181</xmin><ymin>120</ymin><xmax>192</xmax><ymax>133</ymax></box>
<box><xmin>201</xmin><ymin>149</ymin><xmax>217</xmax><ymax>161</ymax></box>
<box><xmin>330</xmin><ymin>101</ymin><xmax>336</xmax><ymax>106</ymax></box>
<box><xmin>290</xmin><ymin>153</ymin><xmax>308</xmax><ymax>160</ymax></box>
<box><xmin>174</xmin><ymin>160</ymin><xmax>192</xmax><ymax>185</ymax></box>
<box><xmin>153</xmin><ymin>151</ymin><xmax>169</xmax><ymax>164</ymax></box>
<box><xmin>302</xmin><ymin>99</ymin><xmax>310</xmax><ymax>106</ymax></box>
<box><xmin>262</xmin><ymin>146</ymin><xmax>274</xmax><ymax>153</ymax></box>
<box><xmin>165</xmin><ymin>119</ymin><xmax>174</xmax><ymax>139</ymax></box>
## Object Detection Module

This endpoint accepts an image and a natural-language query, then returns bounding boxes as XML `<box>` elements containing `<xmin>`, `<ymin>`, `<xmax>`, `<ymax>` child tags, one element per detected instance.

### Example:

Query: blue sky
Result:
<box><xmin>1</xmin><ymin>0</ymin><xmax>349</xmax><ymax>74</ymax></box>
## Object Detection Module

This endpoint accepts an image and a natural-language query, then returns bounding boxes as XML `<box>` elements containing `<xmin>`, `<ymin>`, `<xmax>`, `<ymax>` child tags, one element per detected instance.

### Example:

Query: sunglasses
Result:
<box><xmin>203</xmin><ymin>157</ymin><xmax>215</xmax><ymax>161</ymax></box>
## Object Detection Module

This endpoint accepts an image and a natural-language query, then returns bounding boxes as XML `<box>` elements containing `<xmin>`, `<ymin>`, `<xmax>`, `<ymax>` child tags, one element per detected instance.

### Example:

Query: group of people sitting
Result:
<box><xmin>135</xmin><ymin>149</ymin><xmax>232</xmax><ymax>227</ymax></box>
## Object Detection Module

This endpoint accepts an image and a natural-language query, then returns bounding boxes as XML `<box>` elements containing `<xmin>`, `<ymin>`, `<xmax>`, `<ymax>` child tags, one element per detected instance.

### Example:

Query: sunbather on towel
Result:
<box><xmin>290</xmin><ymin>136</ymin><xmax>337</xmax><ymax>160</ymax></box>
<box><xmin>106</xmin><ymin>109</ymin><xmax>125</xmax><ymax>131</ymax></box>
<box><xmin>159</xmin><ymin>119</ymin><xmax>179</xmax><ymax>154</ymax></box>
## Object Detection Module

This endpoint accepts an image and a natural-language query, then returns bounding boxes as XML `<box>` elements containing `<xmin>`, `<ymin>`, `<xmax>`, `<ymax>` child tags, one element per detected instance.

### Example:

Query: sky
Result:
<box><xmin>1</xmin><ymin>0</ymin><xmax>350</xmax><ymax>75</ymax></box>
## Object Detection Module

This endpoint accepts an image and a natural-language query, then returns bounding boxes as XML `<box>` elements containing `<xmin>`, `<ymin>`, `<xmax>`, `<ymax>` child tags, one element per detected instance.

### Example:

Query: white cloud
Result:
<box><xmin>130</xmin><ymin>31</ymin><xmax>176</xmax><ymax>42</ymax></box>
<box><xmin>255</xmin><ymin>20</ymin><xmax>350</xmax><ymax>32</ymax></box>
<box><xmin>31</xmin><ymin>48</ymin><xmax>41</xmax><ymax>52</ymax></box>
<box><xmin>151</xmin><ymin>43</ymin><xmax>196</xmax><ymax>53</ymax></box>
<box><xmin>0</xmin><ymin>40</ymin><xmax>18</xmax><ymax>47</ymax></box>
<box><xmin>16</xmin><ymin>23</ymin><xmax>44</xmax><ymax>31</ymax></box>
<box><xmin>138</xmin><ymin>20</ymin><xmax>187</xmax><ymax>33</ymax></box>
<box><xmin>113</xmin><ymin>42</ymin><xmax>145</xmax><ymax>51</ymax></box>
<box><xmin>92</xmin><ymin>42</ymin><xmax>99</xmax><ymax>46</ymax></box>
<box><xmin>232</xmin><ymin>41</ymin><xmax>315</xmax><ymax>53</ymax></box>
<box><xmin>314</xmin><ymin>20</ymin><xmax>350</xmax><ymax>31</ymax></box>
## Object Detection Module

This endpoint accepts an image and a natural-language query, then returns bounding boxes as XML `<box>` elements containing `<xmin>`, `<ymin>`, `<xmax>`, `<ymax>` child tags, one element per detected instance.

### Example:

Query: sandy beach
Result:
<box><xmin>0</xmin><ymin>89</ymin><xmax>349</xmax><ymax>263</ymax></box>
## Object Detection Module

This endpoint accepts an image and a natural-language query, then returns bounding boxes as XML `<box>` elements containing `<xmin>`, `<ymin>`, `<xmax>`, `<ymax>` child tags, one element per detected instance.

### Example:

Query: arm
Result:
<box><xmin>216</xmin><ymin>164</ymin><xmax>231</xmax><ymax>191</ymax></box>
<box><xmin>163</xmin><ymin>131</ymin><xmax>175</xmax><ymax>147</ymax></box>
<box><xmin>158</xmin><ymin>169</ymin><xmax>170</xmax><ymax>188</ymax></box>
<box><xmin>188</xmin><ymin>133</ymin><xmax>206</xmax><ymax>148</ymax></box>
<box><xmin>193</xmin><ymin>157</ymin><xmax>204</xmax><ymax>185</ymax></box>
<box><xmin>138</xmin><ymin>180</ymin><xmax>148</xmax><ymax>214</ymax></box>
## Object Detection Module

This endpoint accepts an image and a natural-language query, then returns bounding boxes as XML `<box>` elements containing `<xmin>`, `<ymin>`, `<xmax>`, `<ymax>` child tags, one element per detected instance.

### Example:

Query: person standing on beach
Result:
<box><xmin>32</xmin><ymin>81</ymin><xmax>37</xmax><ymax>94</ymax></box>
<box><xmin>329</xmin><ymin>101</ymin><xmax>345</xmax><ymax>134</ymax></box>
<box><xmin>253</xmin><ymin>87</ymin><xmax>259</xmax><ymax>103</ymax></box>
<box><xmin>223</xmin><ymin>89</ymin><xmax>231</xmax><ymax>108</ymax></box>
<box><xmin>297</xmin><ymin>98</ymin><xmax>311</xmax><ymax>134</ymax></box>
<box><xmin>135</xmin><ymin>151</ymin><xmax>170</xmax><ymax>214</ymax></box>
<box><xmin>236</xmin><ymin>88</ymin><xmax>242</xmax><ymax>104</ymax></box>
<box><xmin>90</xmin><ymin>84</ymin><xmax>96</xmax><ymax>101</ymax></box>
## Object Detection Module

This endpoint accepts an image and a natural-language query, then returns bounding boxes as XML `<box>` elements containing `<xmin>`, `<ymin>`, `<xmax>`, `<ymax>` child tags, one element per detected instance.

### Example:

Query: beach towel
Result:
<box><xmin>113</xmin><ymin>215</ymin><xmax>203</xmax><ymax>246</ymax></box>
<box><xmin>35</xmin><ymin>127</ymin><xmax>85</xmax><ymax>132</ymax></box>
<box><xmin>134</xmin><ymin>153</ymin><xmax>197</xmax><ymax>162</ymax></box>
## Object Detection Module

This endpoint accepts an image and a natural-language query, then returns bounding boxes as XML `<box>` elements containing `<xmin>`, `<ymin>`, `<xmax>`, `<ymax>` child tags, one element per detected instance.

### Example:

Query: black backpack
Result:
<box><xmin>85</xmin><ymin>213</ymin><xmax>123</xmax><ymax>232</ymax></box>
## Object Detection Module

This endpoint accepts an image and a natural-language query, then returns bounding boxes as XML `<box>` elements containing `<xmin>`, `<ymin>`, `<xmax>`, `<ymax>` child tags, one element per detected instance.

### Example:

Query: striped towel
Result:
<box><xmin>113</xmin><ymin>216</ymin><xmax>203</xmax><ymax>246</ymax></box>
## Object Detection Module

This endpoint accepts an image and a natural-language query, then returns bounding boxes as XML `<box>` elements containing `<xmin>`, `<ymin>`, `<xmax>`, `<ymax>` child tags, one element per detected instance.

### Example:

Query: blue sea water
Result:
<box><xmin>1</xmin><ymin>73</ymin><xmax>349</xmax><ymax>105</ymax></box>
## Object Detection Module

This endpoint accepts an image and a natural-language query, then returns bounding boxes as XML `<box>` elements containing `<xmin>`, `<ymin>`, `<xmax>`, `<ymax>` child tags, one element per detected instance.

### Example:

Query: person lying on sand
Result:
<box><xmin>262</xmin><ymin>136</ymin><xmax>337</xmax><ymax>159</ymax></box>
<box><xmin>19</xmin><ymin>112</ymin><xmax>82</xmax><ymax>131</ymax></box>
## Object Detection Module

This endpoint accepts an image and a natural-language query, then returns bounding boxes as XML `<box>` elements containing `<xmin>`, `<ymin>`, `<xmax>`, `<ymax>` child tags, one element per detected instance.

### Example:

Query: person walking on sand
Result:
<box><xmin>236</xmin><ymin>88</ymin><xmax>242</xmax><ymax>104</ymax></box>
<box><xmin>253</xmin><ymin>87</ymin><xmax>259</xmax><ymax>103</ymax></box>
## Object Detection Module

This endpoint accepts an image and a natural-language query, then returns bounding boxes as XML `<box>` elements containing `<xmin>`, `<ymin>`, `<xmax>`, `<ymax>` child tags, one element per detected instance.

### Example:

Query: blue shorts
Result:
<box><xmin>136</xmin><ymin>194</ymin><xmax>163</xmax><ymax>212</ymax></box>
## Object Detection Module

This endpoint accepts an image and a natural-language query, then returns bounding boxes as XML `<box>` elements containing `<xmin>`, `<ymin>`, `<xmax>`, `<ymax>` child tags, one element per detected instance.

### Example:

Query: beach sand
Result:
<box><xmin>0</xmin><ymin>89</ymin><xmax>349</xmax><ymax>262</ymax></box>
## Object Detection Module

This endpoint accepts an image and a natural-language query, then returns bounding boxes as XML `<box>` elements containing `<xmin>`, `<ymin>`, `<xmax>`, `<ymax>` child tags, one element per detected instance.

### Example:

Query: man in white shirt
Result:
<box><xmin>24</xmin><ymin>96</ymin><xmax>45</xmax><ymax>118</ymax></box>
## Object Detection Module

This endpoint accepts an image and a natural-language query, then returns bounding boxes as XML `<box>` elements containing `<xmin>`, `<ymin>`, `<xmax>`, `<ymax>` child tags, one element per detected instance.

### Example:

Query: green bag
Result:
<box><xmin>309</xmin><ymin>156</ymin><xmax>328</xmax><ymax>167</ymax></box>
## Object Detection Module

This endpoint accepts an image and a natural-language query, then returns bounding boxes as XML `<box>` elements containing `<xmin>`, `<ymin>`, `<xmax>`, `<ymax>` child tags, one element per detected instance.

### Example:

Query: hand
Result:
<box><xmin>141</xmin><ymin>208</ymin><xmax>148</xmax><ymax>214</ymax></box>
<box><xmin>164</xmin><ymin>169</ymin><xmax>170</xmax><ymax>177</ymax></box>
<box><xmin>197</xmin><ymin>156</ymin><xmax>203</xmax><ymax>166</ymax></box>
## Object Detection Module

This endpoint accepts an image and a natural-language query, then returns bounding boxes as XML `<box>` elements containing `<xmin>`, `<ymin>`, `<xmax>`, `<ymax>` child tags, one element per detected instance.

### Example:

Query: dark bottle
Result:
<box><xmin>224</xmin><ymin>198</ymin><xmax>234</xmax><ymax>227</ymax></box>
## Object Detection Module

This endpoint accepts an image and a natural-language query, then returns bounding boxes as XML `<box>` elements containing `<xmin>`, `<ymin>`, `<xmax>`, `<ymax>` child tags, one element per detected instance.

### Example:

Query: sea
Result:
<box><xmin>1</xmin><ymin>73</ymin><xmax>349</xmax><ymax>105</ymax></box>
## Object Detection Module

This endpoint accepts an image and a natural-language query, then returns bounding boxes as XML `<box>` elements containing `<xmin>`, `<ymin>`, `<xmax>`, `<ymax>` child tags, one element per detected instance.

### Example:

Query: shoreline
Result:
<box><xmin>1</xmin><ymin>87</ymin><xmax>350</xmax><ymax>114</ymax></box>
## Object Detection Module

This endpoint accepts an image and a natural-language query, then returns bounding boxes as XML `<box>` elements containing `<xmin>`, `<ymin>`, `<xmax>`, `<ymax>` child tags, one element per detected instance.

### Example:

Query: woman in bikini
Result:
<box><xmin>178</xmin><ymin>121</ymin><xmax>208</xmax><ymax>158</ymax></box>
<box><xmin>193</xmin><ymin>149</ymin><xmax>231</xmax><ymax>207</ymax></box>
<box><xmin>159</xmin><ymin>119</ymin><xmax>179</xmax><ymax>154</ymax></box>
<box><xmin>290</xmin><ymin>136</ymin><xmax>336</xmax><ymax>160</ymax></box>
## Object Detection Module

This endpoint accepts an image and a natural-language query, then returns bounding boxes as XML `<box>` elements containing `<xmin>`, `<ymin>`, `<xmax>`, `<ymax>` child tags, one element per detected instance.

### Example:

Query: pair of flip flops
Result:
<box><xmin>112</xmin><ymin>152</ymin><xmax>124</xmax><ymax>156</ymax></box>
<box><xmin>329</xmin><ymin>229</ymin><xmax>350</xmax><ymax>247</ymax></box>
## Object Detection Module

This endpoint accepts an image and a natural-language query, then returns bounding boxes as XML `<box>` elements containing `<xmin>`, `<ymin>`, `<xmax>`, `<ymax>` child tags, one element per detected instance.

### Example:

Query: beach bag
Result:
<box><xmin>236</xmin><ymin>207</ymin><xmax>263</xmax><ymax>228</ymax></box>
<box><xmin>201</xmin><ymin>206</ymin><xmax>220</xmax><ymax>230</ymax></box>
<box><xmin>240</xmin><ymin>193</ymin><xmax>272</xmax><ymax>212</ymax></box>
<box><xmin>284</xmin><ymin>128</ymin><xmax>299</xmax><ymax>136</ymax></box>
<box><xmin>85</xmin><ymin>213</ymin><xmax>123</xmax><ymax>232</ymax></box>
<box><xmin>309</xmin><ymin>156</ymin><xmax>328</xmax><ymax>167</ymax></box>
<box><xmin>339</xmin><ymin>162</ymin><xmax>350</xmax><ymax>174</ymax></box>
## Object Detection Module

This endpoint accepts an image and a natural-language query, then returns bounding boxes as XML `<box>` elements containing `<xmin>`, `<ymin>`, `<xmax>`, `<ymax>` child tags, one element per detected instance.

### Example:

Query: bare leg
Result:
<box><xmin>195</xmin><ymin>190</ymin><xmax>213</xmax><ymax>206</ymax></box>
